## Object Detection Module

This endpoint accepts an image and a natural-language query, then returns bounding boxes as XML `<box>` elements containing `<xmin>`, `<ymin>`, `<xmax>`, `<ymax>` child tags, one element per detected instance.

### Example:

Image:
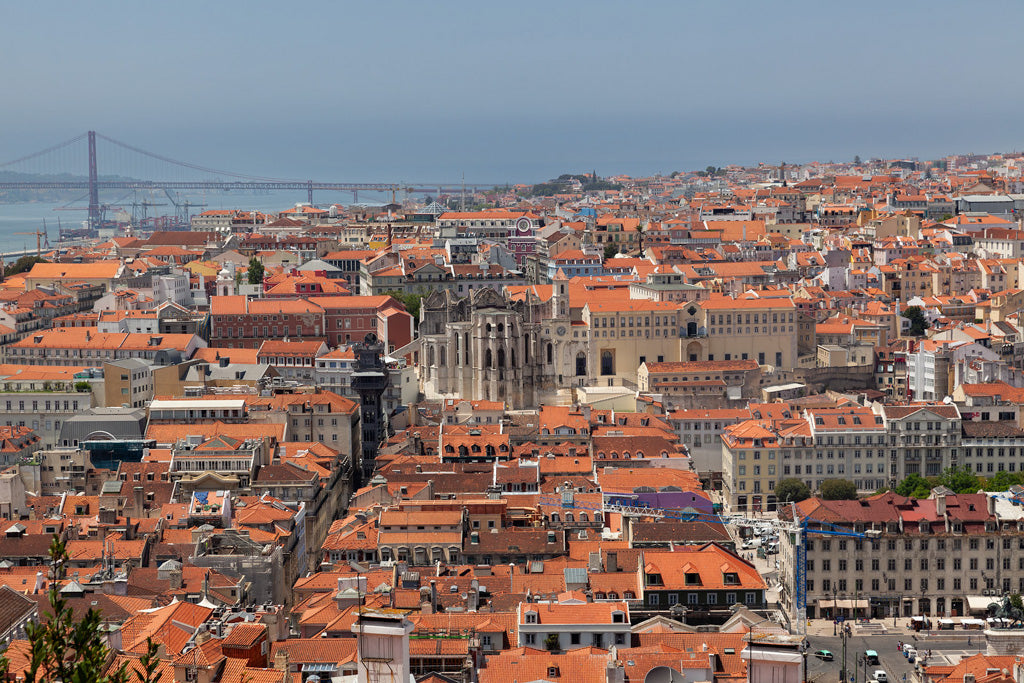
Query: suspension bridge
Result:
<box><xmin>0</xmin><ymin>131</ymin><xmax>496</xmax><ymax>232</ymax></box>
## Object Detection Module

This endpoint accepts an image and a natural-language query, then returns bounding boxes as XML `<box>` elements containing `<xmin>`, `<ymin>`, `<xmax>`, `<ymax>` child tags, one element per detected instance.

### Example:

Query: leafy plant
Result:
<box><xmin>819</xmin><ymin>479</ymin><xmax>858</xmax><ymax>500</ymax></box>
<box><xmin>901</xmin><ymin>306</ymin><xmax>929</xmax><ymax>337</ymax></box>
<box><xmin>247</xmin><ymin>257</ymin><xmax>265</xmax><ymax>285</ymax></box>
<box><xmin>776</xmin><ymin>478</ymin><xmax>811</xmax><ymax>504</ymax></box>
<box><xmin>22</xmin><ymin>536</ymin><xmax>128</xmax><ymax>683</ymax></box>
<box><xmin>133</xmin><ymin>637</ymin><xmax>163</xmax><ymax>683</ymax></box>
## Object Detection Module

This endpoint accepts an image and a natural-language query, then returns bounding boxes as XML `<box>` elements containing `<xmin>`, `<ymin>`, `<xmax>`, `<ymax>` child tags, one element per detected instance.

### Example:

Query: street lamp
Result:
<box><xmin>833</xmin><ymin>583</ymin><xmax>839</xmax><ymax>636</ymax></box>
<box><xmin>839</xmin><ymin>626</ymin><xmax>849</xmax><ymax>683</ymax></box>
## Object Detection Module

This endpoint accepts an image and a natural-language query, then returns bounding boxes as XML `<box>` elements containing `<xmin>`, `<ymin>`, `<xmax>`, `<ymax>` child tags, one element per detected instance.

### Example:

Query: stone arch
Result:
<box><xmin>547</xmin><ymin>343</ymin><xmax>553</xmax><ymax>364</ymax></box>
<box><xmin>485</xmin><ymin>348</ymin><xmax>493</xmax><ymax>368</ymax></box>
<box><xmin>576</xmin><ymin>352</ymin><xmax>586</xmax><ymax>376</ymax></box>
<box><xmin>524</xmin><ymin>333</ymin><xmax>530</xmax><ymax>363</ymax></box>
<box><xmin>601</xmin><ymin>350</ymin><xmax>614</xmax><ymax>376</ymax></box>
<box><xmin>685</xmin><ymin>341</ymin><xmax>702</xmax><ymax>362</ymax></box>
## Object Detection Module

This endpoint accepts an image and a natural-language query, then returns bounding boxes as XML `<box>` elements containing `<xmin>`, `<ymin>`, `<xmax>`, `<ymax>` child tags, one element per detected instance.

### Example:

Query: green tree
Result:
<box><xmin>1011</xmin><ymin>594</ymin><xmax>1024</xmax><ymax>612</ymax></box>
<box><xmin>247</xmin><ymin>257</ymin><xmax>265</xmax><ymax>285</ymax></box>
<box><xmin>133</xmin><ymin>637</ymin><xmax>163</xmax><ymax>683</ymax></box>
<box><xmin>819</xmin><ymin>479</ymin><xmax>858</xmax><ymax>500</ymax></box>
<box><xmin>895</xmin><ymin>473</ymin><xmax>933</xmax><ymax>499</ymax></box>
<box><xmin>544</xmin><ymin>633</ymin><xmax>561</xmax><ymax>651</ymax></box>
<box><xmin>603</xmin><ymin>243</ymin><xmax>619</xmax><ymax>260</ymax></box>
<box><xmin>985</xmin><ymin>471</ymin><xmax>1024</xmax><ymax>491</ymax></box>
<box><xmin>938</xmin><ymin>465</ymin><xmax>982</xmax><ymax>494</ymax></box>
<box><xmin>901</xmin><ymin>305</ymin><xmax>929</xmax><ymax>337</ymax></box>
<box><xmin>384</xmin><ymin>290</ymin><xmax>423</xmax><ymax>322</ymax></box>
<box><xmin>776</xmin><ymin>478</ymin><xmax>811</xmax><ymax>504</ymax></box>
<box><xmin>853</xmin><ymin>155</ymin><xmax>862</xmax><ymax>165</ymax></box>
<box><xmin>22</xmin><ymin>536</ymin><xmax>127</xmax><ymax>683</ymax></box>
<box><xmin>3</xmin><ymin>255</ymin><xmax>47</xmax><ymax>278</ymax></box>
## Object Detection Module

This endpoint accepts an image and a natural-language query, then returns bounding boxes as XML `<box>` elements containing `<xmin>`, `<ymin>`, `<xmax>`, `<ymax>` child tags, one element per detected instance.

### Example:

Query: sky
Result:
<box><xmin>3</xmin><ymin>1</ymin><xmax>1024</xmax><ymax>184</ymax></box>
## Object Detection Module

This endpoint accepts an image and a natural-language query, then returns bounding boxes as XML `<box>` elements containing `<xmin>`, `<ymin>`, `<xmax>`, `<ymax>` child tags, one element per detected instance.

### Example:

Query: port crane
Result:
<box><xmin>538</xmin><ymin>493</ymin><xmax>874</xmax><ymax>635</ymax></box>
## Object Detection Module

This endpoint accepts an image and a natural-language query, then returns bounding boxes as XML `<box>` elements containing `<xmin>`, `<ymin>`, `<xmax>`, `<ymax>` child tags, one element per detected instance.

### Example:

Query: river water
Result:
<box><xmin>0</xmin><ymin>192</ymin><xmax>331</xmax><ymax>252</ymax></box>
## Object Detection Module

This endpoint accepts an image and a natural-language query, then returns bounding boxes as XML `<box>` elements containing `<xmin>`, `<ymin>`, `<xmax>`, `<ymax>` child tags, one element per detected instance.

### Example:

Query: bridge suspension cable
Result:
<box><xmin>94</xmin><ymin>132</ymin><xmax>301</xmax><ymax>183</ymax></box>
<box><xmin>0</xmin><ymin>133</ymin><xmax>88</xmax><ymax>169</ymax></box>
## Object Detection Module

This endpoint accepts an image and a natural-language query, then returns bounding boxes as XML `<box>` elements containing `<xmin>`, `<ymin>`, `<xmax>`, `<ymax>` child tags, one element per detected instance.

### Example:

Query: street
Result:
<box><xmin>803</xmin><ymin>634</ymin><xmax>984</xmax><ymax>683</ymax></box>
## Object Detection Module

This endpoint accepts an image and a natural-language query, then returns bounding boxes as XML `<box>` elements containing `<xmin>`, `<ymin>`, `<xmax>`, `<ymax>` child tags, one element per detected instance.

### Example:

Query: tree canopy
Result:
<box><xmin>892</xmin><ymin>466</ymin><xmax>984</xmax><ymax>499</ymax></box>
<box><xmin>3</xmin><ymin>255</ymin><xmax>46</xmax><ymax>278</ymax></box>
<box><xmin>985</xmin><ymin>471</ymin><xmax>1024</xmax><ymax>492</ymax></box>
<box><xmin>820</xmin><ymin>479</ymin><xmax>858</xmax><ymax>500</ymax></box>
<box><xmin>938</xmin><ymin>465</ymin><xmax>983</xmax><ymax>494</ymax></box>
<box><xmin>895</xmin><ymin>473</ymin><xmax>933</xmax><ymax>498</ymax></box>
<box><xmin>10</xmin><ymin>536</ymin><xmax>128</xmax><ymax>683</ymax></box>
<box><xmin>901</xmin><ymin>305</ymin><xmax>929</xmax><ymax>337</ymax></box>
<box><xmin>776</xmin><ymin>478</ymin><xmax>811</xmax><ymax>504</ymax></box>
<box><xmin>384</xmin><ymin>290</ymin><xmax>423</xmax><ymax>322</ymax></box>
<box><xmin>247</xmin><ymin>257</ymin><xmax>265</xmax><ymax>285</ymax></box>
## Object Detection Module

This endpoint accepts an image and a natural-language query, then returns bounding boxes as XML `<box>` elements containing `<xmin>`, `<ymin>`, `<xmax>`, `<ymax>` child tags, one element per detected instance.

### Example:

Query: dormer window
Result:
<box><xmin>612</xmin><ymin>611</ymin><xmax>626</xmax><ymax>623</ymax></box>
<box><xmin>723</xmin><ymin>572</ymin><xmax>740</xmax><ymax>585</ymax></box>
<box><xmin>525</xmin><ymin>611</ymin><xmax>538</xmax><ymax>624</ymax></box>
<box><xmin>547</xmin><ymin>666</ymin><xmax>560</xmax><ymax>678</ymax></box>
<box><xmin>684</xmin><ymin>572</ymin><xmax>702</xmax><ymax>586</ymax></box>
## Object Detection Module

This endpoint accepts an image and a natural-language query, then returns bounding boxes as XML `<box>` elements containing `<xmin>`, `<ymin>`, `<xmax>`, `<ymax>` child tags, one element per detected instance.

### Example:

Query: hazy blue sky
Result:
<box><xmin>3</xmin><ymin>1</ymin><xmax>1023</xmax><ymax>184</ymax></box>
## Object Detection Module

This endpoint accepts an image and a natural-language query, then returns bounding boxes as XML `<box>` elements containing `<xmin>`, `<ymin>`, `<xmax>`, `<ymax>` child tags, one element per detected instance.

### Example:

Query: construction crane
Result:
<box><xmin>537</xmin><ymin>493</ymin><xmax>874</xmax><ymax>636</ymax></box>
<box><xmin>13</xmin><ymin>230</ymin><xmax>46</xmax><ymax>258</ymax></box>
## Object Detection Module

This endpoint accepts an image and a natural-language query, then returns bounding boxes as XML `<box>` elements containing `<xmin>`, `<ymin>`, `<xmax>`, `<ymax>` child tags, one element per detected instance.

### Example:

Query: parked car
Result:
<box><xmin>865</xmin><ymin>651</ymin><xmax>879</xmax><ymax>665</ymax></box>
<box><xmin>814</xmin><ymin>650</ymin><xmax>834</xmax><ymax>661</ymax></box>
<box><xmin>874</xmin><ymin>671</ymin><xmax>887</xmax><ymax>683</ymax></box>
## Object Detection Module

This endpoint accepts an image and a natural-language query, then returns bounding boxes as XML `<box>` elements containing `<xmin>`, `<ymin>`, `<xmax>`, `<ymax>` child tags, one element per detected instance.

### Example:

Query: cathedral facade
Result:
<box><xmin>418</xmin><ymin>279</ymin><xmax>586</xmax><ymax>409</ymax></box>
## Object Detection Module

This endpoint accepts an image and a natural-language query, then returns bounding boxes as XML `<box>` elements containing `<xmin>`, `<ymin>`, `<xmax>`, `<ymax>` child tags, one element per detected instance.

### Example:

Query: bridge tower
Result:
<box><xmin>87</xmin><ymin>131</ymin><xmax>100</xmax><ymax>232</ymax></box>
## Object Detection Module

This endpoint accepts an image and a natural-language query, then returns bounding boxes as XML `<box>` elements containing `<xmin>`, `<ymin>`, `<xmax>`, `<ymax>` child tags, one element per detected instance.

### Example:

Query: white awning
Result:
<box><xmin>966</xmin><ymin>595</ymin><xmax>999</xmax><ymax>611</ymax></box>
<box><xmin>817</xmin><ymin>599</ymin><xmax>868</xmax><ymax>609</ymax></box>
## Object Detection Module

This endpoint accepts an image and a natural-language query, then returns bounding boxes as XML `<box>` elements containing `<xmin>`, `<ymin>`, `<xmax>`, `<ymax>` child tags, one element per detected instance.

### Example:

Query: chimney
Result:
<box><xmin>607</xmin><ymin>552</ymin><xmax>618</xmax><ymax>573</ymax></box>
<box><xmin>936</xmin><ymin>492</ymin><xmax>946</xmax><ymax>517</ymax></box>
<box><xmin>430</xmin><ymin>580</ymin><xmax>438</xmax><ymax>613</ymax></box>
<box><xmin>133</xmin><ymin>486</ymin><xmax>145</xmax><ymax>516</ymax></box>
<box><xmin>273</xmin><ymin>650</ymin><xmax>290</xmax><ymax>673</ymax></box>
<box><xmin>168</xmin><ymin>567</ymin><xmax>183</xmax><ymax>590</ymax></box>
<box><xmin>33</xmin><ymin>571</ymin><xmax>44</xmax><ymax>594</ymax></box>
<box><xmin>988</xmin><ymin>495</ymin><xmax>997</xmax><ymax>516</ymax></box>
